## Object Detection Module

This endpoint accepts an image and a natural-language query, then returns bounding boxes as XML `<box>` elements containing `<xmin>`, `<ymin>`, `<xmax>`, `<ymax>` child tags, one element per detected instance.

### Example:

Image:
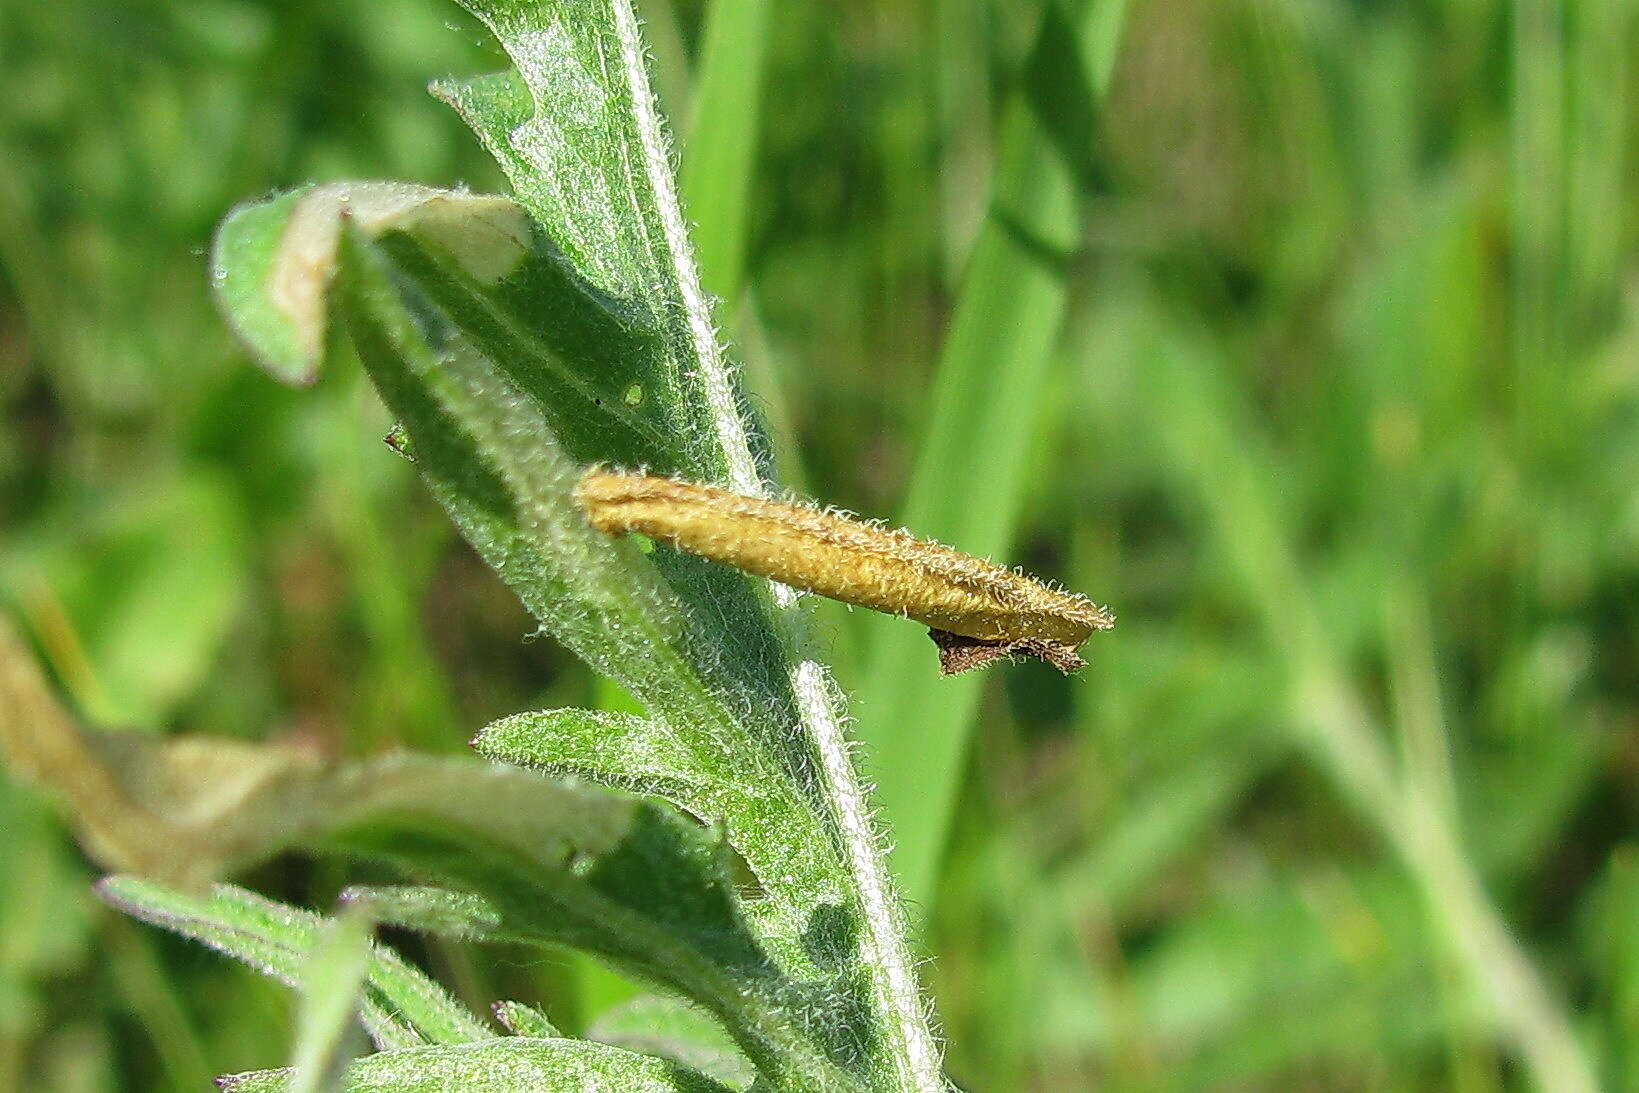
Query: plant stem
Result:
<box><xmin>793</xmin><ymin>655</ymin><xmax>947</xmax><ymax>1091</ymax></box>
<box><xmin>610</xmin><ymin>2</ymin><xmax>945</xmax><ymax>1085</ymax></box>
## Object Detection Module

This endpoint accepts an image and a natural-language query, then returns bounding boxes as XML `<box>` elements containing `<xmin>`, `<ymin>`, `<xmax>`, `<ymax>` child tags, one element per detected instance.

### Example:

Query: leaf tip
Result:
<box><xmin>210</xmin><ymin>187</ymin><xmax>328</xmax><ymax>388</ymax></box>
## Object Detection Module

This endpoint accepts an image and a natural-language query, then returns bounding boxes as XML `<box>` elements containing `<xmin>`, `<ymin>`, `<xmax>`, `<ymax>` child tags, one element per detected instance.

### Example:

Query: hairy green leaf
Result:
<box><xmin>96</xmin><ymin>879</ymin><xmax>486</xmax><ymax>1051</ymax></box>
<box><xmin>340</xmin><ymin>886</ymin><xmax>504</xmax><ymax>942</ymax></box>
<box><xmin>217</xmin><ymin>1038</ymin><xmax>734</xmax><ymax>1093</ymax></box>
<box><xmin>203</xmin><ymin>181</ymin><xmax>918</xmax><ymax>1089</ymax></box>
<box><xmin>589</xmin><ymin>994</ymin><xmax>757</xmax><ymax>1091</ymax></box>
<box><xmin>474</xmin><ymin>710</ymin><xmax>718</xmax><ymax>825</ymax></box>
<box><xmin>492</xmin><ymin>1001</ymin><xmax>561</xmax><ymax>1039</ymax></box>
<box><xmin>199</xmin><ymin>1</ymin><xmax>948</xmax><ymax>1087</ymax></box>
<box><xmin>4</xmin><ymin>618</ymin><xmax>869</xmax><ymax>1090</ymax></box>
<box><xmin>212</xmin><ymin>182</ymin><xmax>533</xmax><ymax>388</ymax></box>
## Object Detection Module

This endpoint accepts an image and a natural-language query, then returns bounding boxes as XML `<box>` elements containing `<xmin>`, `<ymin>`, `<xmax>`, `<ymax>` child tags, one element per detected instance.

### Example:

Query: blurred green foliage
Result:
<box><xmin>2</xmin><ymin>0</ymin><xmax>1636</xmax><ymax>1089</ymax></box>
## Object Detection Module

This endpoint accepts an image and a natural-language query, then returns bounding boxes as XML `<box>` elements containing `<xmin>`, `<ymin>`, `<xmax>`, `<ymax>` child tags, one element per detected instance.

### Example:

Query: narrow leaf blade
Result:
<box><xmin>217</xmin><ymin>1038</ymin><xmax>735</xmax><ymax>1093</ymax></box>
<box><xmin>855</xmin><ymin>0</ymin><xmax>1130</xmax><ymax>915</ymax></box>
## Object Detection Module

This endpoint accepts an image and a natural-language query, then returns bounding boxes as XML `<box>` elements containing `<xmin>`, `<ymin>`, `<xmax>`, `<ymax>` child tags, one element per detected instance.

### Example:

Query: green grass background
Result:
<box><xmin>3</xmin><ymin>0</ymin><xmax>1637</xmax><ymax>1089</ymax></box>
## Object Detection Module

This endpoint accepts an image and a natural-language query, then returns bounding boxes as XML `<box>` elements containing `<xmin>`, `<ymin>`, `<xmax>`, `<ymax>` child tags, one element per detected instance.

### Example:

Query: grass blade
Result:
<box><xmin>680</xmin><ymin>0</ymin><xmax>774</xmax><ymax>306</ymax></box>
<box><xmin>286</xmin><ymin>907</ymin><xmax>373</xmax><ymax>1093</ymax></box>
<box><xmin>853</xmin><ymin>0</ymin><xmax>1129</xmax><ymax>914</ymax></box>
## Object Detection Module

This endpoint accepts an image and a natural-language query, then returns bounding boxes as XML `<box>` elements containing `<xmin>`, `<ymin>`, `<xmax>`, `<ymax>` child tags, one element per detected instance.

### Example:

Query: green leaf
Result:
<box><xmin>287</xmin><ymin>906</ymin><xmax>374</xmax><ymax>1093</ymax></box>
<box><xmin>429</xmin><ymin>0</ymin><xmax>770</xmax><ymax>488</ymax></box>
<box><xmin>213</xmin><ymin>178</ymin><xmax>681</xmax><ymax>471</ymax></box>
<box><xmin>679</xmin><ymin>0</ymin><xmax>774</xmax><ymax>306</ymax></box>
<box><xmin>203</xmin><ymin>2</ymin><xmax>947</xmax><ymax>1087</ymax></box>
<box><xmin>474</xmin><ymin>709</ymin><xmax>716</xmax><ymax>821</ymax></box>
<box><xmin>203</xmin><ymin>182</ymin><xmax>916</xmax><ymax>1089</ymax></box>
<box><xmin>96</xmin><ymin>879</ymin><xmax>487</xmax><ymax>1051</ymax></box>
<box><xmin>212</xmin><ymin>182</ymin><xmax>534</xmax><ymax>388</ymax></box>
<box><xmin>4</xmin><ymin>617</ymin><xmax>868</xmax><ymax>1090</ymax></box>
<box><xmin>492</xmin><ymin>1001</ymin><xmax>561</xmax><ymax>1039</ymax></box>
<box><xmin>475</xmin><ymin>707</ymin><xmax>853</xmax><ymax>965</ymax></box>
<box><xmin>216</xmin><ymin>1038</ymin><xmax>735</xmax><ymax>1093</ymax></box>
<box><xmin>340</xmin><ymin>886</ymin><xmax>503</xmax><ymax>942</ymax></box>
<box><xmin>589</xmin><ymin>994</ymin><xmax>757</xmax><ymax>1091</ymax></box>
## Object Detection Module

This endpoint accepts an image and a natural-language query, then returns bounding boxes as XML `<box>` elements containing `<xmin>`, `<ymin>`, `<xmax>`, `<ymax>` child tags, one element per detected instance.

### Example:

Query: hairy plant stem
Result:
<box><xmin>609</xmin><ymin>2</ymin><xmax>943</xmax><ymax>1086</ymax></box>
<box><xmin>790</xmin><ymin>651</ymin><xmax>946</xmax><ymax>1091</ymax></box>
